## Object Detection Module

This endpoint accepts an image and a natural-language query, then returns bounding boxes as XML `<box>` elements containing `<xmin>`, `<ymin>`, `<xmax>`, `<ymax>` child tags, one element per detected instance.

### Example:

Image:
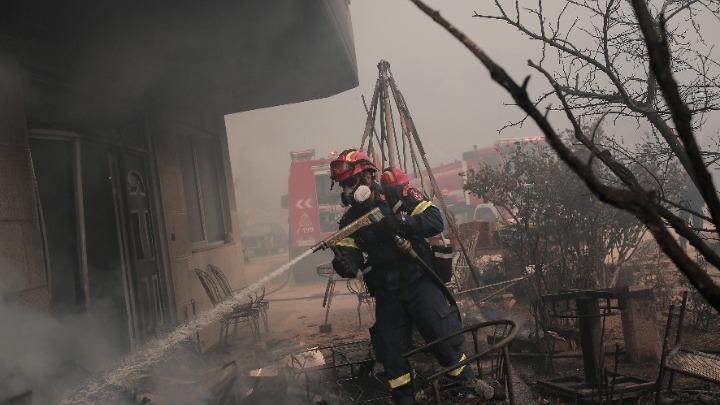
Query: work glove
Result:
<box><xmin>379</xmin><ymin>213</ymin><xmax>407</xmax><ymax>236</ymax></box>
<box><xmin>331</xmin><ymin>250</ymin><xmax>358</xmax><ymax>279</ymax></box>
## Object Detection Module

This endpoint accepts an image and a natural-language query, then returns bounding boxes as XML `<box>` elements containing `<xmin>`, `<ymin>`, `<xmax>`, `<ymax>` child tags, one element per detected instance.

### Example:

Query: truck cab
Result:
<box><xmin>284</xmin><ymin>149</ymin><xmax>344</xmax><ymax>281</ymax></box>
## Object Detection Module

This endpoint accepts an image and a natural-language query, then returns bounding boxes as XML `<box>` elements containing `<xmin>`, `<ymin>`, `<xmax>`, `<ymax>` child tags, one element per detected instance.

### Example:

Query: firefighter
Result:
<box><xmin>329</xmin><ymin>150</ymin><xmax>490</xmax><ymax>404</ymax></box>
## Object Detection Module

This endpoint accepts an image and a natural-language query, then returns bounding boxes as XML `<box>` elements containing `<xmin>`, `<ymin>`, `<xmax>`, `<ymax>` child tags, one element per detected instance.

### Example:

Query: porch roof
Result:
<box><xmin>2</xmin><ymin>0</ymin><xmax>358</xmax><ymax>126</ymax></box>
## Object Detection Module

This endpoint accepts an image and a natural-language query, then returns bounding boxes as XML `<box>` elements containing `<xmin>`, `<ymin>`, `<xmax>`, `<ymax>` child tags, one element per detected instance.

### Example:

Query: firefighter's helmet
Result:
<box><xmin>380</xmin><ymin>167</ymin><xmax>410</xmax><ymax>187</ymax></box>
<box><xmin>330</xmin><ymin>149</ymin><xmax>377</xmax><ymax>182</ymax></box>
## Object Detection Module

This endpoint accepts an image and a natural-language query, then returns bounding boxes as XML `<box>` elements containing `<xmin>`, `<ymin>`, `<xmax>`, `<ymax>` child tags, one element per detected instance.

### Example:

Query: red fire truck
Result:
<box><xmin>283</xmin><ymin>149</ymin><xmax>343</xmax><ymax>280</ymax></box>
<box><xmin>407</xmin><ymin>137</ymin><xmax>545</xmax><ymax>224</ymax></box>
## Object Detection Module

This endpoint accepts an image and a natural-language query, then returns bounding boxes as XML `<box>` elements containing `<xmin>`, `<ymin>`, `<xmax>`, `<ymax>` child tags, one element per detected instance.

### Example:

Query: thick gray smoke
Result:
<box><xmin>0</xmin><ymin>275</ymin><xmax>124</xmax><ymax>404</ymax></box>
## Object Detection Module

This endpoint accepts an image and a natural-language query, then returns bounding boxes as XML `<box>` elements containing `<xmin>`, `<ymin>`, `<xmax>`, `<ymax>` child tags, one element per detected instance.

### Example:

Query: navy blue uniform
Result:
<box><xmin>333</xmin><ymin>186</ymin><xmax>470</xmax><ymax>404</ymax></box>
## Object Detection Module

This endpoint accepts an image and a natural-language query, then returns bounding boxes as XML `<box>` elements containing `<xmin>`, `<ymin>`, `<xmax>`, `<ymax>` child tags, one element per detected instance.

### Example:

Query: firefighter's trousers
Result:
<box><xmin>372</xmin><ymin>276</ymin><xmax>471</xmax><ymax>404</ymax></box>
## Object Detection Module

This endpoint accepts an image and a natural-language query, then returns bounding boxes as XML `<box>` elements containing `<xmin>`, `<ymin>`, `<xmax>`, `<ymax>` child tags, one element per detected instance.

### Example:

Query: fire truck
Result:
<box><xmin>283</xmin><ymin>149</ymin><xmax>343</xmax><ymax>280</ymax></box>
<box><xmin>407</xmin><ymin>147</ymin><xmax>504</xmax><ymax>225</ymax></box>
<box><xmin>459</xmin><ymin>137</ymin><xmax>546</xmax><ymax>223</ymax></box>
<box><xmin>406</xmin><ymin>137</ymin><xmax>545</xmax><ymax>224</ymax></box>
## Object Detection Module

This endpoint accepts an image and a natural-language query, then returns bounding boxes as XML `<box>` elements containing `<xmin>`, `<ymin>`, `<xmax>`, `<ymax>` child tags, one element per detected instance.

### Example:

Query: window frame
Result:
<box><xmin>182</xmin><ymin>135</ymin><xmax>232</xmax><ymax>251</ymax></box>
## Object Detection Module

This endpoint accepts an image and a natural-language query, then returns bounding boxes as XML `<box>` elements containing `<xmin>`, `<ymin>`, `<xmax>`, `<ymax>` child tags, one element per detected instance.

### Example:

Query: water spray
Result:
<box><xmin>61</xmin><ymin>249</ymin><xmax>313</xmax><ymax>404</ymax></box>
<box><xmin>63</xmin><ymin>207</ymin><xmax>441</xmax><ymax>403</ymax></box>
<box><xmin>62</xmin><ymin>207</ymin><xmax>389</xmax><ymax>403</ymax></box>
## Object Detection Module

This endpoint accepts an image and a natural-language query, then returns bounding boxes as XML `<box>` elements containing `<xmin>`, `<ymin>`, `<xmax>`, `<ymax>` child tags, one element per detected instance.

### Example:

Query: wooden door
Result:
<box><xmin>112</xmin><ymin>152</ymin><xmax>166</xmax><ymax>342</ymax></box>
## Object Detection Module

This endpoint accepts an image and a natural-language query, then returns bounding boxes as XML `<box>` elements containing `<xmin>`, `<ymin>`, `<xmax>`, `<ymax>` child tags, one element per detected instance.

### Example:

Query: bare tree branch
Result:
<box><xmin>410</xmin><ymin>0</ymin><xmax>720</xmax><ymax>312</ymax></box>
<box><xmin>630</xmin><ymin>0</ymin><xmax>720</xmax><ymax>240</ymax></box>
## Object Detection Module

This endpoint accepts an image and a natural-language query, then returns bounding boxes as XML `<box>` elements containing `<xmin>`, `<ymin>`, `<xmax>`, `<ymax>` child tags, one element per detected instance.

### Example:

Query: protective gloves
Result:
<box><xmin>331</xmin><ymin>250</ymin><xmax>359</xmax><ymax>278</ymax></box>
<box><xmin>379</xmin><ymin>213</ymin><xmax>408</xmax><ymax>236</ymax></box>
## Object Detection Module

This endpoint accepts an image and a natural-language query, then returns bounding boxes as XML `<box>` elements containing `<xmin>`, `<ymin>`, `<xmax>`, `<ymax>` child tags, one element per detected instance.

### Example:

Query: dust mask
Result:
<box><xmin>353</xmin><ymin>185</ymin><xmax>371</xmax><ymax>203</ymax></box>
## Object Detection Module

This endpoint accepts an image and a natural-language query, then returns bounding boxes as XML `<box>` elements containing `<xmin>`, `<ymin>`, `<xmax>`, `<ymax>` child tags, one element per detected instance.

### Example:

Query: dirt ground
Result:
<box><xmin>243</xmin><ymin>253</ymin><xmax>373</xmax><ymax>347</ymax></box>
<box><xmin>184</xmin><ymin>255</ymin><xmax>720</xmax><ymax>404</ymax></box>
<box><xmin>228</xmin><ymin>254</ymin><xmax>537</xmax><ymax>404</ymax></box>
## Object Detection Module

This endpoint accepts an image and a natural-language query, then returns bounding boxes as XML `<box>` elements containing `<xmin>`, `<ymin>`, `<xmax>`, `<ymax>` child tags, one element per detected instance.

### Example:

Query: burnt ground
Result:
<box><xmin>497</xmin><ymin>302</ymin><xmax>720</xmax><ymax>404</ymax></box>
<box><xmin>223</xmin><ymin>254</ymin><xmax>538</xmax><ymax>404</ymax></box>
<box><xmin>128</xmin><ymin>255</ymin><xmax>720</xmax><ymax>404</ymax></box>
<box><xmin>241</xmin><ymin>252</ymin><xmax>373</xmax><ymax>355</ymax></box>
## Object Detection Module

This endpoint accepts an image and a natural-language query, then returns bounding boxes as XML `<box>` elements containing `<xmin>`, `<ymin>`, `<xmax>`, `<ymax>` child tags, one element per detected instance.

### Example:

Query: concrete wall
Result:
<box><xmin>151</xmin><ymin>115</ymin><xmax>246</xmax><ymax>349</ymax></box>
<box><xmin>0</xmin><ymin>55</ymin><xmax>50</xmax><ymax>310</ymax></box>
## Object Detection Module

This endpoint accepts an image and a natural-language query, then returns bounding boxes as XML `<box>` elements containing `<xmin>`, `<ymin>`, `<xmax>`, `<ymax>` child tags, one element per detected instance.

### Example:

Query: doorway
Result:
<box><xmin>30</xmin><ymin>131</ymin><xmax>168</xmax><ymax>348</ymax></box>
<box><xmin>30</xmin><ymin>138</ymin><xmax>83</xmax><ymax>315</ymax></box>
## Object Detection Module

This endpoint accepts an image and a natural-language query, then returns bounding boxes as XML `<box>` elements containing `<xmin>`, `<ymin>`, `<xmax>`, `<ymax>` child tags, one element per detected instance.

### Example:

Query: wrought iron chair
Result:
<box><xmin>287</xmin><ymin>339</ymin><xmax>391</xmax><ymax>404</ymax></box>
<box><xmin>193</xmin><ymin>268</ymin><xmax>261</xmax><ymax>346</ymax></box>
<box><xmin>207</xmin><ymin>264</ymin><xmax>270</xmax><ymax>334</ymax></box>
<box><xmin>403</xmin><ymin>319</ymin><xmax>518</xmax><ymax>405</ymax></box>
<box><xmin>655</xmin><ymin>291</ymin><xmax>720</xmax><ymax>404</ymax></box>
<box><xmin>347</xmin><ymin>277</ymin><xmax>375</xmax><ymax>329</ymax></box>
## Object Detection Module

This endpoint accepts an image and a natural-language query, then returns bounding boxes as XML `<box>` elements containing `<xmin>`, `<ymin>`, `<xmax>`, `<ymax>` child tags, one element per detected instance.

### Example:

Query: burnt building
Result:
<box><xmin>0</xmin><ymin>1</ymin><xmax>357</xmax><ymax>350</ymax></box>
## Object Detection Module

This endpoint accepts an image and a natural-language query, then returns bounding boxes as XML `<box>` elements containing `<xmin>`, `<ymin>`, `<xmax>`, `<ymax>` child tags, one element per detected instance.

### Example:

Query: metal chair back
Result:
<box><xmin>194</xmin><ymin>268</ymin><xmax>225</xmax><ymax>306</ymax></box>
<box><xmin>207</xmin><ymin>264</ymin><xmax>233</xmax><ymax>298</ymax></box>
<box><xmin>403</xmin><ymin>319</ymin><xmax>518</xmax><ymax>404</ymax></box>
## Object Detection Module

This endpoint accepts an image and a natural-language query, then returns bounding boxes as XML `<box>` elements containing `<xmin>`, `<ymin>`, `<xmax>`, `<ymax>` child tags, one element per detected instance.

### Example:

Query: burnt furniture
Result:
<box><xmin>538</xmin><ymin>289</ymin><xmax>654</xmax><ymax>403</ymax></box>
<box><xmin>208</xmin><ymin>264</ymin><xmax>269</xmax><ymax>334</ymax></box>
<box><xmin>403</xmin><ymin>319</ymin><xmax>518</xmax><ymax>405</ymax></box>
<box><xmin>193</xmin><ymin>268</ymin><xmax>262</xmax><ymax>346</ymax></box>
<box><xmin>287</xmin><ymin>339</ymin><xmax>390</xmax><ymax>404</ymax></box>
<box><xmin>655</xmin><ymin>292</ymin><xmax>720</xmax><ymax>404</ymax></box>
<box><xmin>347</xmin><ymin>277</ymin><xmax>375</xmax><ymax>329</ymax></box>
<box><xmin>316</xmin><ymin>263</ymin><xmax>338</xmax><ymax>333</ymax></box>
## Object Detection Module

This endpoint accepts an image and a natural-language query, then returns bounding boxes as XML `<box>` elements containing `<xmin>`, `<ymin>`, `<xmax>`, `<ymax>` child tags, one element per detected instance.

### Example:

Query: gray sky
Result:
<box><xmin>225</xmin><ymin>0</ymin><xmax>720</xmax><ymax>226</ymax></box>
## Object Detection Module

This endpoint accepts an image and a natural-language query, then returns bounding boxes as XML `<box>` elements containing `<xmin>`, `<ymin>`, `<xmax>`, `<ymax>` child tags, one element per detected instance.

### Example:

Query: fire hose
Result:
<box><xmin>312</xmin><ymin>207</ymin><xmax>459</xmax><ymax>311</ymax></box>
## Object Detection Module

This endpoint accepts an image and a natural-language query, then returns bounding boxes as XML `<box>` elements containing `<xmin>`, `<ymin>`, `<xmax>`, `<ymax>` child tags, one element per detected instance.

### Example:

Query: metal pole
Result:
<box><xmin>503</xmin><ymin>347</ymin><xmax>516</xmax><ymax>405</ymax></box>
<box><xmin>385</xmin><ymin>68</ymin><xmax>482</xmax><ymax>287</ymax></box>
<box><xmin>362</xmin><ymin>94</ymin><xmax>382</xmax><ymax>167</ymax></box>
<box><xmin>360</xmin><ymin>79</ymin><xmax>381</xmax><ymax>152</ymax></box>
<box><xmin>655</xmin><ymin>304</ymin><xmax>675</xmax><ymax>405</ymax></box>
<box><xmin>576</xmin><ymin>297</ymin><xmax>603</xmax><ymax>387</ymax></box>
<box><xmin>379</xmin><ymin>60</ymin><xmax>398</xmax><ymax>168</ymax></box>
<box><xmin>667</xmin><ymin>291</ymin><xmax>688</xmax><ymax>391</ymax></box>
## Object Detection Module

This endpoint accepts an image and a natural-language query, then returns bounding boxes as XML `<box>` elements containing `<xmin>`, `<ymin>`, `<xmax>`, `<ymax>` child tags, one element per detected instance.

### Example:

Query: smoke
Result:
<box><xmin>0</xmin><ymin>275</ymin><xmax>125</xmax><ymax>404</ymax></box>
<box><xmin>224</xmin><ymin>0</ymin><xmax>529</xmax><ymax>229</ymax></box>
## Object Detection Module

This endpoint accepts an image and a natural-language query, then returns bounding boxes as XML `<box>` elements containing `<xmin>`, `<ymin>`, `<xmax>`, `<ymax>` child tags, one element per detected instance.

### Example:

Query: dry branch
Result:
<box><xmin>410</xmin><ymin>0</ymin><xmax>720</xmax><ymax>312</ymax></box>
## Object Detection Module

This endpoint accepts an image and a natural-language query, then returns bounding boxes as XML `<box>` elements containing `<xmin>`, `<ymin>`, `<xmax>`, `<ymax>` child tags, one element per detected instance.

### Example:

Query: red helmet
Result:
<box><xmin>330</xmin><ymin>149</ymin><xmax>377</xmax><ymax>182</ymax></box>
<box><xmin>380</xmin><ymin>167</ymin><xmax>410</xmax><ymax>187</ymax></box>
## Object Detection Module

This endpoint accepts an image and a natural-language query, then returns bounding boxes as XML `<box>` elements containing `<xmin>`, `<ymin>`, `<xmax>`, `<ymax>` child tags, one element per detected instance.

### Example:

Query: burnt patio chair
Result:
<box><xmin>654</xmin><ymin>291</ymin><xmax>720</xmax><ymax>404</ymax></box>
<box><xmin>403</xmin><ymin>319</ymin><xmax>518</xmax><ymax>405</ymax></box>
<box><xmin>347</xmin><ymin>277</ymin><xmax>375</xmax><ymax>329</ymax></box>
<box><xmin>286</xmin><ymin>339</ymin><xmax>391</xmax><ymax>404</ymax></box>
<box><xmin>208</xmin><ymin>264</ymin><xmax>269</xmax><ymax>334</ymax></box>
<box><xmin>194</xmin><ymin>268</ymin><xmax>261</xmax><ymax>346</ymax></box>
<box><xmin>536</xmin><ymin>296</ymin><xmax>584</xmax><ymax>375</ymax></box>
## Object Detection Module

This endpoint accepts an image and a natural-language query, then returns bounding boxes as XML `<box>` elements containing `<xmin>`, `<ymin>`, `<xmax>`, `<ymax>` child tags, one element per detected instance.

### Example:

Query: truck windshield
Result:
<box><xmin>314</xmin><ymin>172</ymin><xmax>343</xmax><ymax>233</ymax></box>
<box><xmin>315</xmin><ymin>173</ymin><xmax>338</xmax><ymax>206</ymax></box>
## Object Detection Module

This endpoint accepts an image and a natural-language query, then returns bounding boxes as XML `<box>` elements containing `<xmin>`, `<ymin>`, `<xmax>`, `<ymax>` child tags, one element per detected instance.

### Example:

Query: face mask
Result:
<box><xmin>354</xmin><ymin>185</ymin><xmax>371</xmax><ymax>203</ymax></box>
<box><xmin>341</xmin><ymin>183</ymin><xmax>373</xmax><ymax>207</ymax></box>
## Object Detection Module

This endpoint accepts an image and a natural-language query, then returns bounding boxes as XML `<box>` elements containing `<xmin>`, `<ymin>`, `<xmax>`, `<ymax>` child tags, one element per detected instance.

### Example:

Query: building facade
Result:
<box><xmin>0</xmin><ymin>0</ymin><xmax>358</xmax><ymax>351</ymax></box>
